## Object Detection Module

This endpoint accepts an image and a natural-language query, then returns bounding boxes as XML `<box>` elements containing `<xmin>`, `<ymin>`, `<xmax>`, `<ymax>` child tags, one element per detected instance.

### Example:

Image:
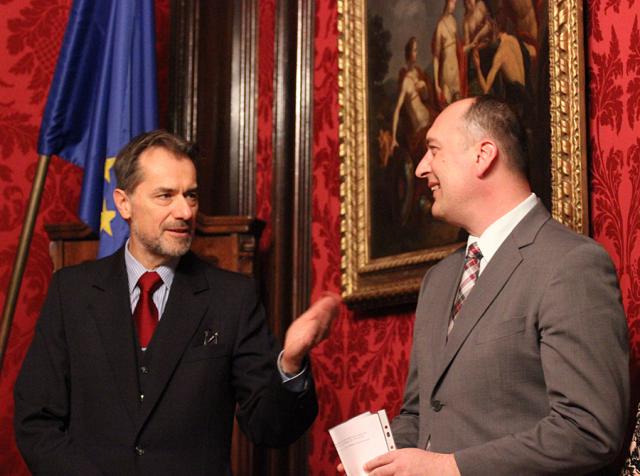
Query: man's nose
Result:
<box><xmin>415</xmin><ymin>150</ymin><xmax>432</xmax><ymax>178</ymax></box>
<box><xmin>173</xmin><ymin>195</ymin><xmax>195</xmax><ymax>220</ymax></box>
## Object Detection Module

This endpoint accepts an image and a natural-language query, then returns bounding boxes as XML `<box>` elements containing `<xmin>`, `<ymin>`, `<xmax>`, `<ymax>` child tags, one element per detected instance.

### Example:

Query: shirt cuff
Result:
<box><xmin>277</xmin><ymin>350</ymin><xmax>308</xmax><ymax>392</ymax></box>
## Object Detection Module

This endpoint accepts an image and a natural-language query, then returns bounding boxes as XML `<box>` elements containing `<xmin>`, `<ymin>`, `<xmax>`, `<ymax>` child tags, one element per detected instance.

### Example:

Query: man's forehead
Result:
<box><xmin>427</xmin><ymin>100</ymin><xmax>472</xmax><ymax>139</ymax></box>
<box><xmin>426</xmin><ymin>114</ymin><xmax>448</xmax><ymax>144</ymax></box>
<box><xmin>425</xmin><ymin>129</ymin><xmax>440</xmax><ymax>145</ymax></box>
<box><xmin>140</xmin><ymin>147</ymin><xmax>194</xmax><ymax>170</ymax></box>
<box><xmin>136</xmin><ymin>148</ymin><xmax>196</xmax><ymax>181</ymax></box>
<box><xmin>139</xmin><ymin>145</ymin><xmax>185</xmax><ymax>162</ymax></box>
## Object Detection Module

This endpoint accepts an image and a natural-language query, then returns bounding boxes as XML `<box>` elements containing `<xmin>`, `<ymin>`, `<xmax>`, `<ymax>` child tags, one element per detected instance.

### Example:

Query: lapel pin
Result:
<box><xmin>203</xmin><ymin>329</ymin><xmax>218</xmax><ymax>346</ymax></box>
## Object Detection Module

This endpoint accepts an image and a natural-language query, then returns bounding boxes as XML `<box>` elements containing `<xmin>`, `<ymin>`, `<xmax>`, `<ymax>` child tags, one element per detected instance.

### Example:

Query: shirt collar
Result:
<box><xmin>124</xmin><ymin>240</ymin><xmax>178</xmax><ymax>293</ymax></box>
<box><xmin>467</xmin><ymin>193</ymin><xmax>538</xmax><ymax>265</ymax></box>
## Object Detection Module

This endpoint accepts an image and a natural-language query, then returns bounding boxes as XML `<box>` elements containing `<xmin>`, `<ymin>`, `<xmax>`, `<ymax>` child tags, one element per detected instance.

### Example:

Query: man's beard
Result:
<box><xmin>131</xmin><ymin>221</ymin><xmax>194</xmax><ymax>259</ymax></box>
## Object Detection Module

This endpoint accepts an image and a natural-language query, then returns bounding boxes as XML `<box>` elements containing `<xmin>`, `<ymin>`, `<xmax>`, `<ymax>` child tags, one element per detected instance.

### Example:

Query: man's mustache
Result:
<box><xmin>162</xmin><ymin>221</ymin><xmax>194</xmax><ymax>233</ymax></box>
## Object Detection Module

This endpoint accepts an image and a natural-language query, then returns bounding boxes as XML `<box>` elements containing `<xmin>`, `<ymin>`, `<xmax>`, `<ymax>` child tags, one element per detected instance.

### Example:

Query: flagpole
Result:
<box><xmin>0</xmin><ymin>154</ymin><xmax>51</xmax><ymax>370</ymax></box>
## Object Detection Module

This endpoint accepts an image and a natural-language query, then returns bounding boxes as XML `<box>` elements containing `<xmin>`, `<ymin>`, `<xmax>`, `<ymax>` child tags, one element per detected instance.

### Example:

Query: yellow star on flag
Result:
<box><xmin>100</xmin><ymin>200</ymin><xmax>116</xmax><ymax>236</ymax></box>
<box><xmin>104</xmin><ymin>157</ymin><xmax>116</xmax><ymax>183</ymax></box>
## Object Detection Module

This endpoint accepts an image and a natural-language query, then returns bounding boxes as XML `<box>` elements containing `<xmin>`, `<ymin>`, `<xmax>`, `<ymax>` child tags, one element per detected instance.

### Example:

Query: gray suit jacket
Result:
<box><xmin>392</xmin><ymin>203</ymin><xmax>629</xmax><ymax>475</ymax></box>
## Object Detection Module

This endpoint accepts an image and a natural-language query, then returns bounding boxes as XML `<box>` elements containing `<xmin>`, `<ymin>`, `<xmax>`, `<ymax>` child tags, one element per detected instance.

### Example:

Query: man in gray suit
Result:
<box><xmin>365</xmin><ymin>96</ymin><xmax>629</xmax><ymax>475</ymax></box>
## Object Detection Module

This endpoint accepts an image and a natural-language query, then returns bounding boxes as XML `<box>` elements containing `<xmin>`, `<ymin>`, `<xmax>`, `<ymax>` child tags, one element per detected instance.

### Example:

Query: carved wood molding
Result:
<box><xmin>292</xmin><ymin>0</ymin><xmax>314</xmax><ymax>320</ymax></box>
<box><xmin>271</xmin><ymin>0</ymin><xmax>314</xmax><ymax>334</ymax></box>
<box><xmin>169</xmin><ymin>0</ymin><xmax>257</xmax><ymax>216</ymax></box>
<box><xmin>548</xmin><ymin>0</ymin><xmax>588</xmax><ymax>234</ymax></box>
<box><xmin>168</xmin><ymin>0</ymin><xmax>199</xmax><ymax>141</ymax></box>
<box><xmin>269</xmin><ymin>0</ymin><xmax>315</xmax><ymax>474</ymax></box>
<box><xmin>231</xmin><ymin>0</ymin><xmax>258</xmax><ymax>215</ymax></box>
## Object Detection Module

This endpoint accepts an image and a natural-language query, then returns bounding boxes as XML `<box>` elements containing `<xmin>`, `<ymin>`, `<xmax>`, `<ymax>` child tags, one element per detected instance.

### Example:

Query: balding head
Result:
<box><xmin>461</xmin><ymin>95</ymin><xmax>529</xmax><ymax>177</ymax></box>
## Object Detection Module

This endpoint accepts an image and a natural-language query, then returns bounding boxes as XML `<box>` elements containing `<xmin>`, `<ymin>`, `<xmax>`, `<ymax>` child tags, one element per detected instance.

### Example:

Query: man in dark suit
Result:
<box><xmin>364</xmin><ymin>96</ymin><xmax>629</xmax><ymax>475</ymax></box>
<box><xmin>14</xmin><ymin>130</ymin><xmax>340</xmax><ymax>475</ymax></box>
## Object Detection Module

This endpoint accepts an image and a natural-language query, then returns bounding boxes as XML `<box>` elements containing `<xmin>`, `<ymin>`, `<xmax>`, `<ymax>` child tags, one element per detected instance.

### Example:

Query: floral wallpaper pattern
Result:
<box><xmin>589</xmin><ymin>1</ymin><xmax>640</xmax><ymax>399</ymax></box>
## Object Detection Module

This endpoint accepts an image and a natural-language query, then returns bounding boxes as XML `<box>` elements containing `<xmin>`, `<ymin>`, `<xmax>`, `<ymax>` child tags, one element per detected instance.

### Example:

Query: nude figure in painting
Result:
<box><xmin>381</xmin><ymin>37</ymin><xmax>439</xmax><ymax>225</ymax></box>
<box><xmin>463</xmin><ymin>0</ymin><xmax>494</xmax><ymax>52</ymax></box>
<box><xmin>433</xmin><ymin>0</ymin><xmax>461</xmax><ymax>105</ymax></box>
<box><xmin>473</xmin><ymin>31</ymin><xmax>525</xmax><ymax>95</ymax></box>
<box><xmin>500</xmin><ymin>0</ymin><xmax>538</xmax><ymax>57</ymax></box>
<box><xmin>463</xmin><ymin>0</ymin><xmax>497</xmax><ymax>95</ymax></box>
<box><xmin>391</xmin><ymin>37</ymin><xmax>436</xmax><ymax>154</ymax></box>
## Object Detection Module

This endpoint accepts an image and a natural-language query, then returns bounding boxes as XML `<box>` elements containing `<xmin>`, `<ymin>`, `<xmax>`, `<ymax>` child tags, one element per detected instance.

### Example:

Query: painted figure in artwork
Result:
<box><xmin>391</xmin><ymin>37</ymin><xmax>437</xmax><ymax>157</ymax></box>
<box><xmin>386</xmin><ymin>37</ymin><xmax>439</xmax><ymax>225</ymax></box>
<box><xmin>463</xmin><ymin>0</ymin><xmax>496</xmax><ymax>95</ymax></box>
<box><xmin>499</xmin><ymin>0</ymin><xmax>538</xmax><ymax>55</ymax></box>
<box><xmin>463</xmin><ymin>0</ymin><xmax>494</xmax><ymax>53</ymax></box>
<box><xmin>462</xmin><ymin>0</ymin><xmax>534</xmax><ymax>116</ymax></box>
<box><xmin>433</xmin><ymin>0</ymin><xmax>462</xmax><ymax>105</ymax></box>
<box><xmin>472</xmin><ymin>30</ymin><xmax>527</xmax><ymax>97</ymax></box>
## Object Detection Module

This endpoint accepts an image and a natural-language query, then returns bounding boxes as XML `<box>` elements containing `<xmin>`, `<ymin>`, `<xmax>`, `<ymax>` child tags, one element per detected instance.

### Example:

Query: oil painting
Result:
<box><xmin>367</xmin><ymin>0</ymin><xmax>549</xmax><ymax>259</ymax></box>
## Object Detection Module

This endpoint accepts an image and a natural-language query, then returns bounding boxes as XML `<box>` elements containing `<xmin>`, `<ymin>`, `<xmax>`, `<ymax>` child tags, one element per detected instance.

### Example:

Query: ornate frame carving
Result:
<box><xmin>339</xmin><ymin>0</ymin><xmax>588</xmax><ymax>308</ymax></box>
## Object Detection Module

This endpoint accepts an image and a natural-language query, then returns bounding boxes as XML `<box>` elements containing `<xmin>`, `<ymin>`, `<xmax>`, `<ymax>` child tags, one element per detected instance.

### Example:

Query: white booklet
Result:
<box><xmin>328</xmin><ymin>409</ymin><xmax>396</xmax><ymax>476</ymax></box>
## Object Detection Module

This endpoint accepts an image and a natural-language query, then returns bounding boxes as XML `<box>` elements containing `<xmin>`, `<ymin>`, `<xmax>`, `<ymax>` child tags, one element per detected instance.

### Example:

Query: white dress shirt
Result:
<box><xmin>466</xmin><ymin>193</ymin><xmax>539</xmax><ymax>274</ymax></box>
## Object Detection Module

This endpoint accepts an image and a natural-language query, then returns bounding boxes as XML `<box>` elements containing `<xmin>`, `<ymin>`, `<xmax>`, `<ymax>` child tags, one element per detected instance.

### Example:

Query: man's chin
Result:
<box><xmin>431</xmin><ymin>204</ymin><xmax>444</xmax><ymax>220</ymax></box>
<box><xmin>159</xmin><ymin>238</ymin><xmax>192</xmax><ymax>258</ymax></box>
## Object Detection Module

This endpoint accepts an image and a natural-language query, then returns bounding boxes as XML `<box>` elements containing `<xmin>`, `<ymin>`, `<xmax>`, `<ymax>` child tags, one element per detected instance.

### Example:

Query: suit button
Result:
<box><xmin>431</xmin><ymin>399</ymin><xmax>443</xmax><ymax>412</ymax></box>
<box><xmin>135</xmin><ymin>446</ymin><xmax>145</xmax><ymax>456</ymax></box>
<box><xmin>140</xmin><ymin>366</ymin><xmax>149</xmax><ymax>374</ymax></box>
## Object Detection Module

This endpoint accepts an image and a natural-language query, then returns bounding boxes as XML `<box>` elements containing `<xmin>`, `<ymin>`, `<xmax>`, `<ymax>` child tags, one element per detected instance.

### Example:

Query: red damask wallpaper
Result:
<box><xmin>307</xmin><ymin>1</ymin><xmax>414</xmax><ymax>473</ymax></box>
<box><xmin>256</xmin><ymin>0</ymin><xmax>275</xmax><ymax>255</ymax></box>
<box><xmin>589</xmin><ymin>0</ymin><xmax>640</xmax><ymax>399</ymax></box>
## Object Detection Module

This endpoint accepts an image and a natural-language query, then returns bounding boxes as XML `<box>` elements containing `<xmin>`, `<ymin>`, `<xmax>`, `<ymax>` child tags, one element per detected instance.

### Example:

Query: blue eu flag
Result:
<box><xmin>38</xmin><ymin>0</ymin><xmax>158</xmax><ymax>257</ymax></box>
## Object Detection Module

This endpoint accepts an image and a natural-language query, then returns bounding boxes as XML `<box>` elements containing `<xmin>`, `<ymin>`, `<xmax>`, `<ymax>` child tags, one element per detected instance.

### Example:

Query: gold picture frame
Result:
<box><xmin>339</xmin><ymin>0</ymin><xmax>587</xmax><ymax>308</ymax></box>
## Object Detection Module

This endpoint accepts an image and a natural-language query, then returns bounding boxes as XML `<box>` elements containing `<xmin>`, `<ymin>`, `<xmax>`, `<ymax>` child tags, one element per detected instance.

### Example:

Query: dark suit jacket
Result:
<box><xmin>392</xmin><ymin>203</ymin><xmax>629</xmax><ymax>475</ymax></box>
<box><xmin>14</xmin><ymin>249</ymin><xmax>317</xmax><ymax>475</ymax></box>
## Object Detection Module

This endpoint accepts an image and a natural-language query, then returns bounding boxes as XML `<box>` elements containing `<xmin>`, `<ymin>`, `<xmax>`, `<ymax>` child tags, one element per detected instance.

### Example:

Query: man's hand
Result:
<box><xmin>281</xmin><ymin>292</ymin><xmax>341</xmax><ymax>374</ymax></box>
<box><xmin>362</xmin><ymin>449</ymin><xmax>460</xmax><ymax>476</ymax></box>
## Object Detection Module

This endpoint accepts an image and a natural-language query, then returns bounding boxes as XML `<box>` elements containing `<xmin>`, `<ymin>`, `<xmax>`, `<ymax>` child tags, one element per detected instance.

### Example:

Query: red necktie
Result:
<box><xmin>134</xmin><ymin>272</ymin><xmax>163</xmax><ymax>348</ymax></box>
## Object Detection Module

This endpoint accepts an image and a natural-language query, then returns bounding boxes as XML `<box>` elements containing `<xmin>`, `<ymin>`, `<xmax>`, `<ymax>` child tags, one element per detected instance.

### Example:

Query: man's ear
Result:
<box><xmin>113</xmin><ymin>188</ymin><xmax>132</xmax><ymax>220</ymax></box>
<box><xmin>474</xmin><ymin>139</ymin><xmax>498</xmax><ymax>177</ymax></box>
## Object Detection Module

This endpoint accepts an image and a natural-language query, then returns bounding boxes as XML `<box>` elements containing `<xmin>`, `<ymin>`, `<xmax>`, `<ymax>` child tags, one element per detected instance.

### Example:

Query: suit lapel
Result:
<box><xmin>436</xmin><ymin>238</ymin><xmax>523</xmax><ymax>378</ymax></box>
<box><xmin>90</xmin><ymin>249</ymin><xmax>140</xmax><ymax>430</ymax></box>
<box><xmin>137</xmin><ymin>253</ymin><xmax>210</xmax><ymax>428</ymax></box>
<box><xmin>432</xmin><ymin>203</ymin><xmax>550</xmax><ymax>389</ymax></box>
<box><xmin>429</xmin><ymin>250</ymin><xmax>465</xmax><ymax>359</ymax></box>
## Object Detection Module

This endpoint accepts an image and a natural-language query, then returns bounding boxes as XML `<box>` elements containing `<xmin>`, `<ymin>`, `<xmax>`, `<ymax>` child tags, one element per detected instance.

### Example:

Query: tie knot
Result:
<box><xmin>137</xmin><ymin>271</ymin><xmax>162</xmax><ymax>294</ymax></box>
<box><xmin>467</xmin><ymin>242</ymin><xmax>482</xmax><ymax>261</ymax></box>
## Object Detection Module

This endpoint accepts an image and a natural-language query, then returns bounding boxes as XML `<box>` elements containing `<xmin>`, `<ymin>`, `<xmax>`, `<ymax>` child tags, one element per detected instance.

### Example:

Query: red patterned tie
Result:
<box><xmin>134</xmin><ymin>272</ymin><xmax>163</xmax><ymax>348</ymax></box>
<box><xmin>449</xmin><ymin>243</ymin><xmax>482</xmax><ymax>335</ymax></box>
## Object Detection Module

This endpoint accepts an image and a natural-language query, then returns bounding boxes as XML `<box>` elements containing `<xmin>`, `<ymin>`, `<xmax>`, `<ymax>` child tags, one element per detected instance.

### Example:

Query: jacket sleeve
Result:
<box><xmin>14</xmin><ymin>271</ymin><xmax>102</xmax><ymax>475</ymax></box>
<box><xmin>230</xmin><ymin>279</ymin><xmax>318</xmax><ymax>447</ymax></box>
<box><xmin>454</xmin><ymin>242</ymin><xmax>630</xmax><ymax>475</ymax></box>
<box><xmin>391</xmin><ymin>351</ymin><xmax>420</xmax><ymax>449</ymax></box>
